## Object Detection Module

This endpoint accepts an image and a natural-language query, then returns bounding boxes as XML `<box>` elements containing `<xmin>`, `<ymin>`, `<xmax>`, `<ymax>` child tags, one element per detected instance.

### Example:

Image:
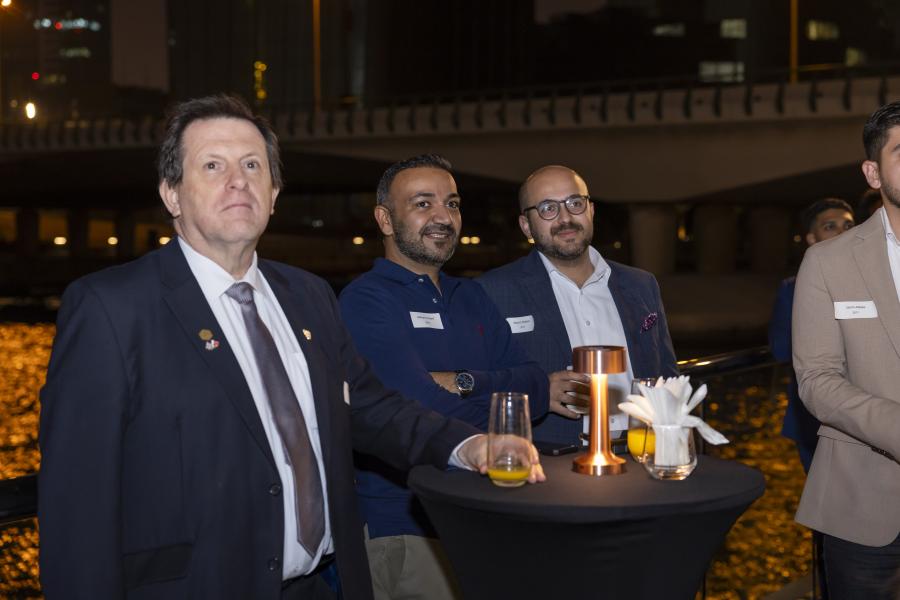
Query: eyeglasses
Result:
<box><xmin>522</xmin><ymin>194</ymin><xmax>591</xmax><ymax>221</ymax></box>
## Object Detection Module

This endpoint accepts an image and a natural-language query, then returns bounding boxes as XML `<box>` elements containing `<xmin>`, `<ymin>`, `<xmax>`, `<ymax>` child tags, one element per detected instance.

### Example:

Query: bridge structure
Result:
<box><xmin>1</xmin><ymin>66</ymin><xmax>898</xmax><ymax>293</ymax></box>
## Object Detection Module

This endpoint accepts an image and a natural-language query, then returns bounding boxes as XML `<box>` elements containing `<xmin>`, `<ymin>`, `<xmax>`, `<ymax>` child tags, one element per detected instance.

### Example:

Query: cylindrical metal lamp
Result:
<box><xmin>572</xmin><ymin>345</ymin><xmax>627</xmax><ymax>476</ymax></box>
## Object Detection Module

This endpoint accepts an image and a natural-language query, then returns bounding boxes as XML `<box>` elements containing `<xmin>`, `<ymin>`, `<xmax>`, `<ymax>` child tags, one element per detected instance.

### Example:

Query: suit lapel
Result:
<box><xmin>158</xmin><ymin>240</ymin><xmax>276</xmax><ymax>469</ymax></box>
<box><xmin>853</xmin><ymin>216</ymin><xmax>900</xmax><ymax>360</ymax></box>
<box><xmin>522</xmin><ymin>251</ymin><xmax>575</xmax><ymax>365</ymax></box>
<box><xmin>260</xmin><ymin>262</ymin><xmax>333</xmax><ymax>468</ymax></box>
<box><xmin>608</xmin><ymin>266</ymin><xmax>648</xmax><ymax>374</ymax></box>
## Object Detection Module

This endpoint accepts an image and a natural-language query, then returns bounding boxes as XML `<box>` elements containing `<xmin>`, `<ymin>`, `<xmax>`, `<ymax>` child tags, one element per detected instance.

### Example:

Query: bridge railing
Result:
<box><xmin>3</xmin><ymin>62</ymin><xmax>900</xmax><ymax>150</ymax></box>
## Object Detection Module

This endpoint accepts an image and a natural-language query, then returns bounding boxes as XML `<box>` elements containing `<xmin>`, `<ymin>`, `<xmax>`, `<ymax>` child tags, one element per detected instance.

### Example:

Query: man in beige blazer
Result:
<box><xmin>793</xmin><ymin>101</ymin><xmax>900</xmax><ymax>598</ymax></box>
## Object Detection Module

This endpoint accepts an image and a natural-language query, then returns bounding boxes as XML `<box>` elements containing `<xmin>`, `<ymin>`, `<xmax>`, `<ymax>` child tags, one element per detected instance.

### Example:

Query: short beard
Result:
<box><xmin>533</xmin><ymin>221</ymin><xmax>591</xmax><ymax>261</ymax></box>
<box><xmin>881</xmin><ymin>181</ymin><xmax>900</xmax><ymax>210</ymax></box>
<box><xmin>392</xmin><ymin>219</ymin><xmax>457</xmax><ymax>268</ymax></box>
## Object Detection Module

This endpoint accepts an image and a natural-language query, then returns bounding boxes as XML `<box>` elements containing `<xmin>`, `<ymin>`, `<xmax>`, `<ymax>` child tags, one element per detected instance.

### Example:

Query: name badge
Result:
<box><xmin>410</xmin><ymin>312</ymin><xmax>444</xmax><ymax>329</ymax></box>
<box><xmin>506</xmin><ymin>315</ymin><xmax>535</xmax><ymax>333</ymax></box>
<box><xmin>834</xmin><ymin>301</ymin><xmax>877</xmax><ymax>319</ymax></box>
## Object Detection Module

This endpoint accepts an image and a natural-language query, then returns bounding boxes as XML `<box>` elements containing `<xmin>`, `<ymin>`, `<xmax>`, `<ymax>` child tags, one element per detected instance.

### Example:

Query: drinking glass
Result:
<box><xmin>627</xmin><ymin>378</ymin><xmax>657</xmax><ymax>463</ymax></box>
<box><xmin>642</xmin><ymin>425</ymin><xmax>697</xmax><ymax>480</ymax></box>
<box><xmin>487</xmin><ymin>392</ymin><xmax>533</xmax><ymax>488</ymax></box>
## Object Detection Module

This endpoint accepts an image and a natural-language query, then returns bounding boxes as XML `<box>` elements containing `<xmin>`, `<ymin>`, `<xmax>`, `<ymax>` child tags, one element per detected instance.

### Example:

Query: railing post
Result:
<box><xmin>430</xmin><ymin>98</ymin><xmax>439</xmax><ymax>131</ymax></box>
<box><xmin>523</xmin><ymin>90</ymin><xmax>532</xmax><ymax>126</ymax></box>
<box><xmin>626</xmin><ymin>86</ymin><xmax>636</xmax><ymax>121</ymax></box>
<box><xmin>547</xmin><ymin>88</ymin><xmax>557</xmax><ymax>125</ymax></box>
<box><xmin>407</xmin><ymin>97</ymin><xmax>417</xmax><ymax>132</ymax></box>
<box><xmin>599</xmin><ymin>85</ymin><xmax>608</xmax><ymax>122</ymax></box>
<box><xmin>654</xmin><ymin>83</ymin><xmax>663</xmax><ymax>120</ymax></box>
<box><xmin>683</xmin><ymin>85</ymin><xmax>693</xmax><ymax>119</ymax></box>
<box><xmin>743</xmin><ymin>81</ymin><xmax>753</xmax><ymax>116</ymax></box>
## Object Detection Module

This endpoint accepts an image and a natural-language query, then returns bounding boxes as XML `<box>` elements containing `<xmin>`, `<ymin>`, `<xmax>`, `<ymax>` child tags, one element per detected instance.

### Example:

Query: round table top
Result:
<box><xmin>408</xmin><ymin>453</ymin><xmax>765</xmax><ymax>523</ymax></box>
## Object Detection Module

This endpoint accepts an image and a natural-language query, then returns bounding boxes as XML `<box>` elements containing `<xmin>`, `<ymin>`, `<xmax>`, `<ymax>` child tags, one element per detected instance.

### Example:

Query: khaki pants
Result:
<box><xmin>364</xmin><ymin>533</ymin><xmax>462</xmax><ymax>600</ymax></box>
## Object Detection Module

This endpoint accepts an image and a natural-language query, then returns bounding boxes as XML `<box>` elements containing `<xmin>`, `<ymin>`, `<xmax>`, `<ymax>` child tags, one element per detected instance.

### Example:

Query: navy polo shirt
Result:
<box><xmin>339</xmin><ymin>258</ymin><xmax>549</xmax><ymax>537</ymax></box>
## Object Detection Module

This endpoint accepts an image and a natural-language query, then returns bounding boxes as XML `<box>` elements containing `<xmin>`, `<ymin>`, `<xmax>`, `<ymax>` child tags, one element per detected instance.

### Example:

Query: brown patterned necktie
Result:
<box><xmin>226</xmin><ymin>282</ymin><xmax>325</xmax><ymax>555</ymax></box>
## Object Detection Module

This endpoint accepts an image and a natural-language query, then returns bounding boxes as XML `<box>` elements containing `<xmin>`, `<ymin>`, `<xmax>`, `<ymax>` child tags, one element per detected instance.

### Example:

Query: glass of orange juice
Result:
<box><xmin>627</xmin><ymin>378</ymin><xmax>657</xmax><ymax>462</ymax></box>
<box><xmin>487</xmin><ymin>392</ymin><xmax>533</xmax><ymax>487</ymax></box>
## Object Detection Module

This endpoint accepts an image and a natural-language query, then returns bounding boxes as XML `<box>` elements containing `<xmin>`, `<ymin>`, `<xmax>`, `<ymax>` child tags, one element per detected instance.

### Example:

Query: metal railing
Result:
<box><xmin>0</xmin><ymin>345</ymin><xmax>777</xmax><ymax>528</ymax></box>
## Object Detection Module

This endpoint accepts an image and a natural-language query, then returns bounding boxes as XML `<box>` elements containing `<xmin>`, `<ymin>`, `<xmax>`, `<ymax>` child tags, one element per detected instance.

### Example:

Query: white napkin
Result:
<box><xmin>617</xmin><ymin>376</ymin><xmax>728</xmax><ymax>446</ymax></box>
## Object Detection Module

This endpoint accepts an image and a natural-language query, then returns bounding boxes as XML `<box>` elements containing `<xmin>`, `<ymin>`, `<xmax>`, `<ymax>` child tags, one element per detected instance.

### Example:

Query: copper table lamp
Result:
<box><xmin>572</xmin><ymin>345</ymin><xmax>627</xmax><ymax>476</ymax></box>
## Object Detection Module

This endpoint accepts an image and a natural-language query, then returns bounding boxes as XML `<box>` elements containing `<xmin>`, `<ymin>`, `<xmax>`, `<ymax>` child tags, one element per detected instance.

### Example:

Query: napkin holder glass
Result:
<box><xmin>642</xmin><ymin>424</ymin><xmax>697</xmax><ymax>480</ymax></box>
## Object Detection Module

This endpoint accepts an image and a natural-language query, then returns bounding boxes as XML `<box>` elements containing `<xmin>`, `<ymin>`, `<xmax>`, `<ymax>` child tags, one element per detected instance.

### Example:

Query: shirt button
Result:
<box><xmin>269</xmin><ymin>483</ymin><xmax>282</xmax><ymax>496</ymax></box>
<box><xmin>585</xmin><ymin>320</ymin><xmax>591</xmax><ymax>326</ymax></box>
<box><xmin>268</xmin><ymin>557</ymin><xmax>280</xmax><ymax>571</ymax></box>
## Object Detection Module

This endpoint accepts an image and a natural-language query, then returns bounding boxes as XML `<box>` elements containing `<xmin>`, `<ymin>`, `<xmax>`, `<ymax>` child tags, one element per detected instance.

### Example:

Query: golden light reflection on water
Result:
<box><xmin>1</xmin><ymin>323</ymin><xmax>52</xmax><ymax>598</ymax></box>
<box><xmin>0</xmin><ymin>324</ymin><xmax>811</xmax><ymax>598</ymax></box>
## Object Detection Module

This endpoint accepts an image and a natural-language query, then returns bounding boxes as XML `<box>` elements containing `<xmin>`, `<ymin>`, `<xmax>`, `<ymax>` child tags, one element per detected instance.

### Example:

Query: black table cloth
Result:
<box><xmin>408</xmin><ymin>454</ymin><xmax>764</xmax><ymax>600</ymax></box>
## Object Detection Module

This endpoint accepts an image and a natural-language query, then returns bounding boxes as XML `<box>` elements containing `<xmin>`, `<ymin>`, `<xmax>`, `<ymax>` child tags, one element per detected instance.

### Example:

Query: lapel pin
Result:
<box><xmin>199</xmin><ymin>329</ymin><xmax>219</xmax><ymax>350</ymax></box>
<box><xmin>302</xmin><ymin>329</ymin><xmax>312</xmax><ymax>341</ymax></box>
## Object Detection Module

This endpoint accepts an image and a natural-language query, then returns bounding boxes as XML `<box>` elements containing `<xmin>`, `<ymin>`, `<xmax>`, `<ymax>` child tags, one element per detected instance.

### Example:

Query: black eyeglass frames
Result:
<box><xmin>522</xmin><ymin>194</ymin><xmax>591</xmax><ymax>221</ymax></box>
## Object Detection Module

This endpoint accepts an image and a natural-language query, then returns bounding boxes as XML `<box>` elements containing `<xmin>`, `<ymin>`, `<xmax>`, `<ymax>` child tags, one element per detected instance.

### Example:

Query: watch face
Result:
<box><xmin>455</xmin><ymin>371</ymin><xmax>475</xmax><ymax>393</ymax></box>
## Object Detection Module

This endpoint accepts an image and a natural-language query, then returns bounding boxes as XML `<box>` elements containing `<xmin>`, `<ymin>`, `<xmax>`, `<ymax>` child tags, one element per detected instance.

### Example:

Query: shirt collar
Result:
<box><xmin>537</xmin><ymin>246</ymin><xmax>610</xmax><ymax>286</ymax></box>
<box><xmin>372</xmin><ymin>257</ymin><xmax>458</xmax><ymax>294</ymax></box>
<box><xmin>880</xmin><ymin>206</ymin><xmax>900</xmax><ymax>248</ymax></box>
<box><xmin>178</xmin><ymin>237</ymin><xmax>264</xmax><ymax>305</ymax></box>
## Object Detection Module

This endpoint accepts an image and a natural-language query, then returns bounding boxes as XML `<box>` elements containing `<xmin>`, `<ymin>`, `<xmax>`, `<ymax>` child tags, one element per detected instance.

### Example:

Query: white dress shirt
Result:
<box><xmin>880</xmin><ymin>207</ymin><xmax>900</xmax><ymax>303</ymax></box>
<box><xmin>179</xmin><ymin>238</ymin><xmax>333</xmax><ymax>579</ymax></box>
<box><xmin>538</xmin><ymin>247</ymin><xmax>635</xmax><ymax>436</ymax></box>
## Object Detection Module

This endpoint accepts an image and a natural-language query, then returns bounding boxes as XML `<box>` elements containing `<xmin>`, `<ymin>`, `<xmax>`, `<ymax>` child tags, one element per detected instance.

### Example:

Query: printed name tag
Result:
<box><xmin>834</xmin><ymin>301</ymin><xmax>877</xmax><ymax>319</ymax></box>
<box><xmin>410</xmin><ymin>312</ymin><xmax>444</xmax><ymax>329</ymax></box>
<box><xmin>506</xmin><ymin>315</ymin><xmax>535</xmax><ymax>333</ymax></box>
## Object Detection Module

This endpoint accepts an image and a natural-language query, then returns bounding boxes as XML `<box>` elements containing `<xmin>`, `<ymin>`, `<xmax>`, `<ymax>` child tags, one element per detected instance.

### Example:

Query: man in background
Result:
<box><xmin>478</xmin><ymin>165</ymin><xmax>678</xmax><ymax>449</ymax></box>
<box><xmin>339</xmin><ymin>154</ymin><xmax>579</xmax><ymax>600</ymax></box>
<box><xmin>769</xmin><ymin>197</ymin><xmax>854</xmax><ymax>472</ymax></box>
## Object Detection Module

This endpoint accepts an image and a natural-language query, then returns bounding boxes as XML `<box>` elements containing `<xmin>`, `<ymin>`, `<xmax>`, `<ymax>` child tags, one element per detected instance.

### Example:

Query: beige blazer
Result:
<box><xmin>793</xmin><ymin>210</ymin><xmax>900</xmax><ymax>546</ymax></box>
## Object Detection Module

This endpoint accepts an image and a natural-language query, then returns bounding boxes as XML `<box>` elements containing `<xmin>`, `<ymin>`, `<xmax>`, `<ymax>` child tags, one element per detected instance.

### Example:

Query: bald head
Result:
<box><xmin>518</xmin><ymin>165</ymin><xmax>589</xmax><ymax>211</ymax></box>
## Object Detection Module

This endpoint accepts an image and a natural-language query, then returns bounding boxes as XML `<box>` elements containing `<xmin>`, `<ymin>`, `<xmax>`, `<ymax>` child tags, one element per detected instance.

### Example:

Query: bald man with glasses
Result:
<box><xmin>478</xmin><ymin>165</ymin><xmax>678</xmax><ymax>449</ymax></box>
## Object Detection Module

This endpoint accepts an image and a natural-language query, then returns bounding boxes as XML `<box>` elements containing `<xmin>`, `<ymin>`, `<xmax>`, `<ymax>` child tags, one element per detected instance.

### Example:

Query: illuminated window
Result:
<box><xmin>88</xmin><ymin>219</ymin><xmax>115</xmax><ymax>249</ymax></box>
<box><xmin>845</xmin><ymin>47</ymin><xmax>866</xmax><ymax>66</ymax></box>
<box><xmin>699</xmin><ymin>61</ymin><xmax>744</xmax><ymax>83</ymax></box>
<box><xmin>254</xmin><ymin>61</ymin><xmax>268</xmax><ymax>102</ymax></box>
<box><xmin>0</xmin><ymin>209</ymin><xmax>15</xmax><ymax>243</ymax></box>
<box><xmin>807</xmin><ymin>20</ymin><xmax>839</xmax><ymax>41</ymax></box>
<box><xmin>652</xmin><ymin>23</ymin><xmax>685</xmax><ymax>37</ymax></box>
<box><xmin>720</xmin><ymin>18</ymin><xmax>746</xmax><ymax>39</ymax></box>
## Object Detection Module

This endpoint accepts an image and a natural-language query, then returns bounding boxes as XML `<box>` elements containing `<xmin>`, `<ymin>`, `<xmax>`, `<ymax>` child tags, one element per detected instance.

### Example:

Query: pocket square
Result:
<box><xmin>640</xmin><ymin>312</ymin><xmax>658</xmax><ymax>333</ymax></box>
<box><xmin>343</xmin><ymin>381</ymin><xmax>351</xmax><ymax>406</ymax></box>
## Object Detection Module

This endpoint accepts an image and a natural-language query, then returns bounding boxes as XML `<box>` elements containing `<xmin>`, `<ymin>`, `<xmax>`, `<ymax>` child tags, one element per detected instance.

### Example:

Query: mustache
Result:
<box><xmin>420</xmin><ymin>223</ymin><xmax>457</xmax><ymax>237</ymax></box>
<box><xmin>551</xmin><ymin>222</ymin><xmax>583</xmax><ymax>236</ymax></box>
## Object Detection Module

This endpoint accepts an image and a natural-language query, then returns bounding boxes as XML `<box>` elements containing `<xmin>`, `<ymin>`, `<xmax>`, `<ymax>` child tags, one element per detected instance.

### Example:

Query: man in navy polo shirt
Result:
<box><xmin>339</xmin><ymin>154</ymin><xmax>584</xmax><ymax>600</ymax></box>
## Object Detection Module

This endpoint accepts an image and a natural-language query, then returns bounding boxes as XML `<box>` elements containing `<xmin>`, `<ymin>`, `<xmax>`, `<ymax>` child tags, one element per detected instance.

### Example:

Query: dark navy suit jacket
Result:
<box><xmin>768</xmin><ymin>276</ymin><xmax>819</xmax><ymax>472</ymax></box>
<box><xmin>478</xmin><ymin>249</ymin><xmax>678</xmax><ymax>445</ymax></box>
<box><xmin>38</xmin><ymin>239</ymin><xmax>477</xmax><ymax>600</ymax></box>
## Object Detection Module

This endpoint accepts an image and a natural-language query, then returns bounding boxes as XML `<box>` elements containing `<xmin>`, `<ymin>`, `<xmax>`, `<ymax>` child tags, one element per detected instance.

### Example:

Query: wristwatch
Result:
<box><xmin>454</xmin><ymin>370</ymin><xmax>475</xmax><ymax>397</ymax></box>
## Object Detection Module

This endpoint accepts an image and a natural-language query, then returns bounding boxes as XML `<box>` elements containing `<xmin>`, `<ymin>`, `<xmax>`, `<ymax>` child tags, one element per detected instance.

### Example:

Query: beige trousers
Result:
<box><xmin>364</xmin><ymin>533</ymin><xmax>462</xmax><ymax>600</ymax></box>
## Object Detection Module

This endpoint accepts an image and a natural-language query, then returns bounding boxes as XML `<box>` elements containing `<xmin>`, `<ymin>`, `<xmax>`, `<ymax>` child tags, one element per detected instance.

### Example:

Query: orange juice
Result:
<box><xmin>487</xmin><ymin>465</ymin><xmax>530</xmax><ymax>487</ymax></box>
<box><xmin>627</xmin><ymin>426</ymin><xmax>656</xmax><ymax>461</ymax></box>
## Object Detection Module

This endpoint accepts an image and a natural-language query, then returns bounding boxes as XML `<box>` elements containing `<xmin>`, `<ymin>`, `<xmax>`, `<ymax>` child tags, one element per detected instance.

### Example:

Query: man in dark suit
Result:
<box><xmin>38</xmin><ymin>95</ymin><xmax>540</xmax><ymax>600</ymax></box>
<box><xmin>478</xmin><ymin>165</ymin><xmax>678</xmax><ymax>447</ymax></box>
